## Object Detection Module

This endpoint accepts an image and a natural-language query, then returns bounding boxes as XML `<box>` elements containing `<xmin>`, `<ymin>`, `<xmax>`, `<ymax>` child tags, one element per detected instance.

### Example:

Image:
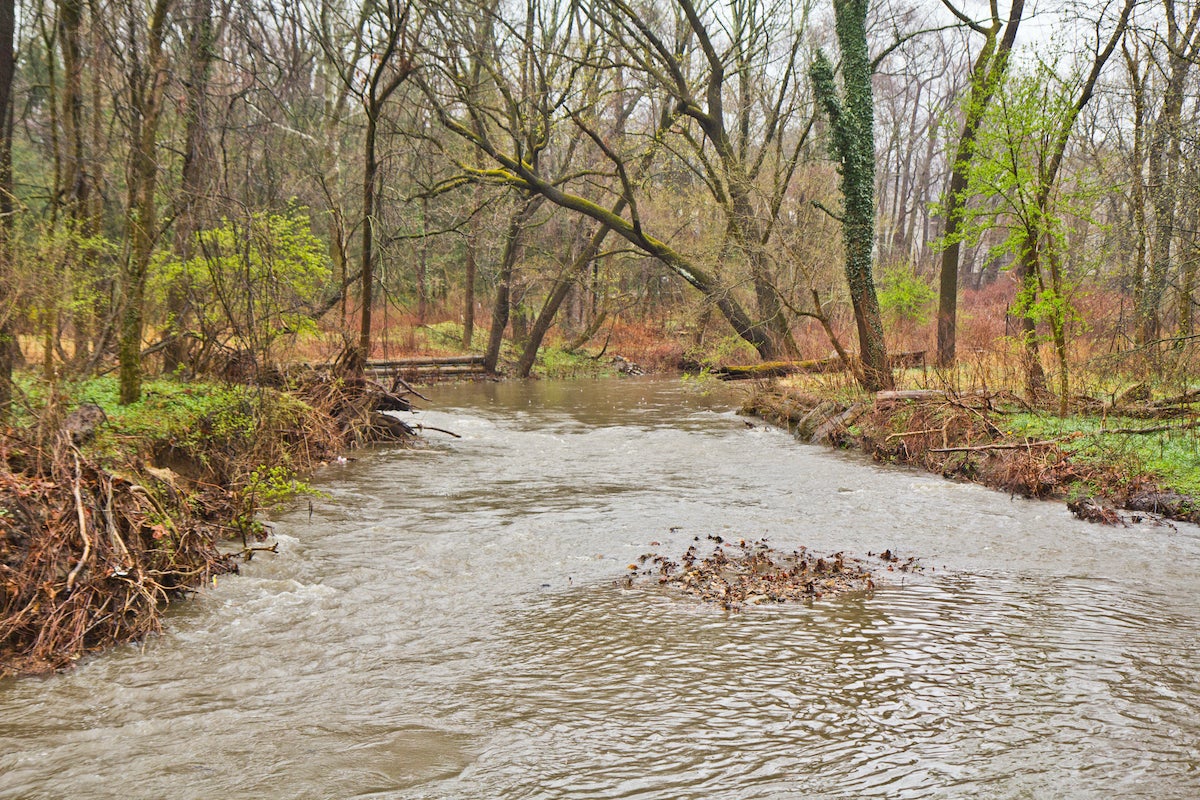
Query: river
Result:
<box><xmin>2</xmin><ymin>377</ymin><xmax>1199</xmax><ymax>798</ymax></box>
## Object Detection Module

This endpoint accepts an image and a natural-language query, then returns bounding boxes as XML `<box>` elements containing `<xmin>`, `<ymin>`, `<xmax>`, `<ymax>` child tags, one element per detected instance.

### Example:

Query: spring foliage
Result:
<box><xmin>153</xmin><ymin>208</ymin><xmax>330</xmax><ymax>361</ymax></box>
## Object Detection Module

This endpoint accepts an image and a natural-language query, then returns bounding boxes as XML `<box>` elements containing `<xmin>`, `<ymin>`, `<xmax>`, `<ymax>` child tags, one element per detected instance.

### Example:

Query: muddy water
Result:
<box><xmin>2</xmin><ymin>377</ymin><xmax>1200</xmax><ymax>799</ymax></box>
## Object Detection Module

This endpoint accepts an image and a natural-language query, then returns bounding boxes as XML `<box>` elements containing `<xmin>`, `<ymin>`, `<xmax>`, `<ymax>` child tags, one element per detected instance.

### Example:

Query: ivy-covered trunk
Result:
<box><xmin>811</xmin><ymin>0</ymin><xmax>892</xmax><ymax>391</ymax></box>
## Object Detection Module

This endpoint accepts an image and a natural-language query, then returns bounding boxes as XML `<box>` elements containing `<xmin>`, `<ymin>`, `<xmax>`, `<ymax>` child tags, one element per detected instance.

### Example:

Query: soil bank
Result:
<box><xmin>741</xmin><ymin>383</ymin><xmax>1200</xmax><ymax>528</ymax></box>
<box><xmin>0</xmin><ymin>370</ymin><xmax>418</xmax><ymax>679</ymax></box>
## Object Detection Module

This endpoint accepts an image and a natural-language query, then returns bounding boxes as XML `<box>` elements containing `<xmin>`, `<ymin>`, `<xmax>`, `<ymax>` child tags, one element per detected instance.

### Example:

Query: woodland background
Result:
<box><xmin>0</xmin><ymin>0</ymin><xmax>1194</xmax><ymax>405</ymax></box>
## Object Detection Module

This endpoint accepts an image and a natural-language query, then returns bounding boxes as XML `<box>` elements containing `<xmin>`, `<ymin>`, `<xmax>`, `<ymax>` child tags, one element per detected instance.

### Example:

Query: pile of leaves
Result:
<box><xmin>624</xmin><ymin>536</ymin><xmax>916</xmax><ymax>610</ymax></box>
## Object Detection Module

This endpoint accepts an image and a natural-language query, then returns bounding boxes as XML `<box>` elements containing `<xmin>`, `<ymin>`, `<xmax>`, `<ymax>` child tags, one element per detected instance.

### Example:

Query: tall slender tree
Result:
<box><xmin>811</xmin><ymin>0</ymin><xmax>892</xmax><ymax>391</ymax></box>
<box><xmin>117</xmin><ymin>0</ymin><xmax>173</xmax><ymax>404</ymax></box>
<box><xmin>935</xmin><ymin>0</ymin><xmax>1024</xmax><ymax>368</ymax></box>
<box><xmin>0</xmin><ymin>0</ymin><xmax>14</xmax><ymax>412</ymax></box>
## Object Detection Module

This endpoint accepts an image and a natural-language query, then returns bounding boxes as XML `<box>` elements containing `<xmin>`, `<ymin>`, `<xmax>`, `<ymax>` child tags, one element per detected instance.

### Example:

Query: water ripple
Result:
<box><xmin>2</xmin><ymin>379</ymin><xmax>1199</xmax><ymax>799</ymax></box>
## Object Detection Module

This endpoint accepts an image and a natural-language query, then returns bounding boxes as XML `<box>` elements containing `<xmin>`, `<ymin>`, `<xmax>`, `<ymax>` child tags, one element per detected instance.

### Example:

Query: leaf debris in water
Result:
<box><xmin>622</xmin><ymin>537</ymin><xmax>922</xmax><ymax>611</ymax></box>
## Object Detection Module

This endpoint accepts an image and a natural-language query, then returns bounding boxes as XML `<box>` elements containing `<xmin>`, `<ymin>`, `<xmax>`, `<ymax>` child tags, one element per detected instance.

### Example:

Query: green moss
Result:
<box><xmin>13</xmin><ymin>375</ymin><xmax>325</xmax><ymax>502</ymax></box>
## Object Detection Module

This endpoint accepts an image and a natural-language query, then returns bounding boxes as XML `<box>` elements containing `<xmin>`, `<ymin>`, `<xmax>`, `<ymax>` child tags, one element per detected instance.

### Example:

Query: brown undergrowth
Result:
<box><xmin>0</xmin><ymin>369</ymin><xmax>419</xmax><ymax>679</ymax></box>
<box><xmin>743</xmin><ymin>385</ymin><xmax>1196</xmax><ymax>525</ymax></box>
<box><xmin>858</xmin><ymin>395</ymin><xmax>1114</xmax><ymax>500</ymax></box>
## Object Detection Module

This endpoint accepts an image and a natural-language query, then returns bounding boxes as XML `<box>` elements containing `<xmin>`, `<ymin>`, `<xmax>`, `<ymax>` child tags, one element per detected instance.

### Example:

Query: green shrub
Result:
<box><xmin>878</xmin><ymin>262</ymin><xmax>936</xmax><ymax>325</ymax></box>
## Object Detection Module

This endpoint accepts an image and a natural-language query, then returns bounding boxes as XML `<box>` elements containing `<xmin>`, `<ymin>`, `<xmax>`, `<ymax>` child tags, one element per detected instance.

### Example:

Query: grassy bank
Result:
<box><xmin>0</xmin><ymin>371</ymin><xmax>414</xmax><ymax>678</ymax></box>
<box><xmin>742</xmin><ymin>377</ymin><xmax>1200</xmax><ymax>526</ymax></box>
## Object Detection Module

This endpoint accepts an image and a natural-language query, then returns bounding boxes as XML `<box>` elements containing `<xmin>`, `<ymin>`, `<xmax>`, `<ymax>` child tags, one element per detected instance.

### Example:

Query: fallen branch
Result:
<box><xmin>65</xmin><ymin>450</ymin><xmax>91</xmax><ymax>592</ymax></box>
<box><xmin>388</xmin><ymin>373</ymin><xmax>430</xmax><ymax>403</ymax></box>
<box><xmin>929</xmin><ymin>438</ymin><xmax>1066</xmax><ymax>453</ymax></box>
<box><xmin>1095</xmin><ymin>418</ymin><xmax>1200</xmax><ymax>436</ymax></box>
<box><xmin>414</xmin><ymin>424</ymin><xmax>462</xmax><ymax>439</ymax></box>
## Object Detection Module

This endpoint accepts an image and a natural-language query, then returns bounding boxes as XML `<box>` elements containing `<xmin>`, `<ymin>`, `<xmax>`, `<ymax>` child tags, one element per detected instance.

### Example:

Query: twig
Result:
<box><xmin>239</xmin><ymin>543</ymin><xmax>279</xmax><ymax>561</ymax></box>
<box><xmin>929</xmin><ymin>438</ymin><xmax>1066</xmax><ymax>453</ymax></box>
<box><xmin>389</xmin><ymin>373</ymin><xmax>430</xmax><ymax>402</ymax></box>
<box><xmin>885</xmin><ymin>428</ymin><xmax>944</xmax><ymax>441</ymax></box>
<box><xmin>415</xmin><ymin>424</ymin><xmax>462</xmax><ymax>438</ymax></box>
<box><xmin>811</xmin><ymin>199</ymin><xmax>845</xmax><ymax>223</ymax></box>
<box><xmin>66</xmin><ymin>450</ymin><xmax>91</xmax><ymax>593</ymax></box>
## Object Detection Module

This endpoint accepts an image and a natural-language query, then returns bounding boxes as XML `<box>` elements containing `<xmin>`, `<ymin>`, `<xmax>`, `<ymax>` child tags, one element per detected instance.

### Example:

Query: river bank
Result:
<box><xmin>741</xmin><ymin>381</ymin><xmax>1200</xmax><ymax>527</ymax></box>
<box><xmin>0</xmin><ymin>370</ymin><xmax>418</xmax><ymax>678</ymax></box>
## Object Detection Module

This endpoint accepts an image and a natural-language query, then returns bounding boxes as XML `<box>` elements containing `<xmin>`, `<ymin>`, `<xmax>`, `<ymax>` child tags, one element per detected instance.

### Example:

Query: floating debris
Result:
<box><xmin>1067</xmin><ymin>496</ymin><xmax>1126</xmax><ymax>526</ymax></box>
<box><xmin>623</xmin><ymin>537</ymin><xmax>919</xmax><ymax>611</ymax></box>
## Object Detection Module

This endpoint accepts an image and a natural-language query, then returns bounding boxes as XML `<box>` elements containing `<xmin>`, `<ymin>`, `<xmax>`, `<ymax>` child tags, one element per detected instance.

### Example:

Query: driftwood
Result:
<box><xmin>714</xmin><ymin>358</ymin><xmax>844</xmax><ymax>380</ymax></box>
<box><xmin>1096</xmin><ymin>418</ymin><xmax>1200</xmax><ymax>435</ymax></box>
<box><xmin>714</xmin><ymin>351</ymin><xmax>926</xmax><ymax>381</ymax></box>
<box><xmin>413</xmin><ymin>424</ymin><xmax>462</xmax><ymax>439</ymax></box>
<box><xmin>364</xmin><ymin>355</ymin><xmax>486</xmax><ymax>368</ymax></box>
<box><xmin>1126</xmin><ymin>491</ymin><xmax>1200</xmax><ymax>523</ymax></box>
<box><xmin>874</xmin><ymin>388</ymin><xmax>1000</xmax><ymax>403</ymax></box>
<box><xmin>307</xmin><ymin>356</ymin><xmax>491</xmax><ymax>383</ymax></box>
<box><xmin>810</xmin><ymin>402</ymin><xmax>868</xmax><ymax>445</ymax></box>
<box><xmin>1068</xmin><ymin>497</ymin><xmax>1126</xmax><ymax>525</ymax></box>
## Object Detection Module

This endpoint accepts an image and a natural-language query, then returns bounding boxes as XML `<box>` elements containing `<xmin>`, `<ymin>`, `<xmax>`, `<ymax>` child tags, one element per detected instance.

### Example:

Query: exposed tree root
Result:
<box><xmin>0</xmin><ymin>435</ymin><xmax>238</xmax><ymax>677</ymax></box>
<box><xmin>2</xmin><ymin>371</ymin><xmax>423</xmax><ymax>678</ymax></box>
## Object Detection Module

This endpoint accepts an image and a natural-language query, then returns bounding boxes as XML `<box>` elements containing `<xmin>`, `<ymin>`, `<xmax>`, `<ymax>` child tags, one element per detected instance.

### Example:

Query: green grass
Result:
<box><xmin>12</xmin><ymin>375</ymin><xmax>318</xmax><ymax>481</ymax></box>
<box><xmin>1007</xmin><ymin>411</ymin><xmax>1200</xmax><ymax>497</ymax></box>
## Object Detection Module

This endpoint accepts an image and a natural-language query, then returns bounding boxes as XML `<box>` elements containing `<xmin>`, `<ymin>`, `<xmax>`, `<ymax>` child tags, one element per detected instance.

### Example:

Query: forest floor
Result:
<box><xmin>0</xmin><ymin>369</ymin><xmax>419</xmax><ymax>679</ymax></box>
<box><xmin>739</xmin><ymin>372</ymin><xmax>1200</xmax><ymax>529</ymax></box>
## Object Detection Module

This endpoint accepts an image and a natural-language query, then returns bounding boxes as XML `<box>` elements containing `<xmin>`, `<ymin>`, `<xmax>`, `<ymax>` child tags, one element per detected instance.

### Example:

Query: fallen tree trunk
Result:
<box><xmin>714</xmin><ymin>351</ymin><xmax>926</xmax><ymax>381</ymax></box>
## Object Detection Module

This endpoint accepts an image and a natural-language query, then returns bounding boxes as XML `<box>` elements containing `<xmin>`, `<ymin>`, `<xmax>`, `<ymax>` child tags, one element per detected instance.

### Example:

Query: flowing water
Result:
<box><xmin>2</xmin><ymin>377</ymin><xmax>1200</xmax><ymax>799</ymax></box>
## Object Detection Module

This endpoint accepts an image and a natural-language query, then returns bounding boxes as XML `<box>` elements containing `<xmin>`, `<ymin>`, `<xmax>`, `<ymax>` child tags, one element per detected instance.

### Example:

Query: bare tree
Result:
<box><xmin>1137</xmin><ymin>0</ymin><xmax>1200</xmax><ymax>344</ymax></box>
<box><xmin>111</xmin><ymin>0</ymin><xmax>174</xmax><ymax>404</ymax></box>
<box><xmin>421</xmin><ymin>0</ymin><xmax>821</xmax><ymax>362</ymax></box>
<box><xmin>0</xmin><ymin>0</ymin><xmax>14</xmax><ymax>411</ymax></box>
<box><xmin>314</xmin><ymin>0</ymin><xmax>418</xmax><ymax>372</ymax></box>
<box><xmin>934</xmin><ymin>0</ymin><xmax>1024</xmax><ymax>368</ymax></box>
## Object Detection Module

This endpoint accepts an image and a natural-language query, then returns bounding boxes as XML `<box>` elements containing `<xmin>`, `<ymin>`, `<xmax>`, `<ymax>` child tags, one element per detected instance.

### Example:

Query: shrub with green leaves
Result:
<box><xmin>878</xmin><ymin>262</ymin><xmax>936</xmax><ymax>326</ymax></box>
<box><xmin>153</xmin><ymin>207</ymin><xmax>330</xmax><ymax>366</ymax></box>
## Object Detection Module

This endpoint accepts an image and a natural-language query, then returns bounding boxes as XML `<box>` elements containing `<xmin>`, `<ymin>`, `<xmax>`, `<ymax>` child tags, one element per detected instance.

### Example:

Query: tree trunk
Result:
<box><xmin>118</xmin><ymin>0</ymin><xmax>172</xmax><ymax>405</ymax></box>
<box><xmin>484</xmin><ymin>196</ymin><xmax>541</xmax><ymax>373</ymax></box>
<box><xmin>355</xmin><ymin>112</ymin><xmax>380</xmax><ymax>373</ymax></box>
<box><xmin>165</xmin><ymin>0</ymin><xmax>214</xmax><ymax>374</ymax></box>
<box><xmin>0</xmin><ymin>0</ymin><xmax>14</xmax><ymax>412</ymax></box>
<box><xmin>1179</xmin><ymin>196</ymin><xmax>1198</xmax><ymax>335</ymax></box>
<box><xmin>936</xmin><ymin>0</ymin><xmax>1024</xmax><ymax>368</ymax></box>
<box><xmin>1137</xmin><ymin>0</ymin><xmax>1200</xmax><ymax>343</ymax></box>
<box><xmin>516</xmin><ymin>221</ymin><xmax>615</xmax><ymax>377</ymax></box>
<box><xmin>416</xmin><ymin>196</ymin><xmax>429</xmax><ymax>323</ymax></box>
<box><xmin>811</xmin><ymin>0</ymin><xmax>892</xmax><ymax>391</ymax></box>
<box><xmin>1123</xmin><ymin>43</ymin><xmax>1148</xmax><ymax>336</ymax></box>
<box><xmin>463</xmin><ymin>222</ymin><xmax>477</xmax><ymax>349</ymax></box>
<box><xmin>1013</xmin><ymin>246</ymin><xmax>1048</xmax><ymax>398</ymax></box>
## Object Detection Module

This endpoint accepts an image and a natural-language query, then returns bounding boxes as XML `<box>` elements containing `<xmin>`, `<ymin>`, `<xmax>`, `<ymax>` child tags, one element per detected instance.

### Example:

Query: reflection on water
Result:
<box><xmin>2</xmin><ymin>378</ymin><xmax>1199</xmax><ymax>799</ymax></box>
